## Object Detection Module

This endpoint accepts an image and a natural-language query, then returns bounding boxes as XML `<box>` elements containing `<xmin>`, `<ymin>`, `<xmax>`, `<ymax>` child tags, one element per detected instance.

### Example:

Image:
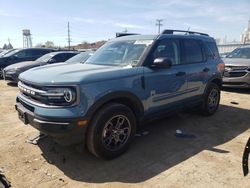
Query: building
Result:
<box><xmin>240</xmin><ymin>19</ymin><xmax>250</xmax><ymax>43</ymax></box>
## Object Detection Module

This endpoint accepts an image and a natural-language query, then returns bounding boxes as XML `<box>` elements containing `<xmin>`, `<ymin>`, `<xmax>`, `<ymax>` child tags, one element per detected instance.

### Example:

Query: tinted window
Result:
<box><xmin>53</xmin><ymin>53</ymin><xmax>76</xmax><ymax>62</ymax></box>
<box><xmin>153</xmin><ymin>39</ymin><xmax>181</xmax><ymax>65</ymax></box>
<box><xmin>33</xmin><ymin>49</ymin><xmax>51</xmax><ymax>56</ymax></box>
<box><xmin>183</xmin><ymin>40</ymin><xmax>203</xmax><ymax>64</ymax></box>
<box><xmin>14</xmin><ymin>50</ymin><xmax>27</xmax><ymax>58</ymax></box>
<box><xmin>64</xmin><ymin>53</ymin><xmax>77</xmax><ymax>60</ymax></box>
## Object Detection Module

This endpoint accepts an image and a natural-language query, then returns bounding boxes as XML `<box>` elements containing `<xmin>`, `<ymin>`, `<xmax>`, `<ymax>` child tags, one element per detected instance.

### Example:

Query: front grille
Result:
<box><xmin>18</xmin><ymin>80</ymin><xmax>78</xmax><ymax>107</ymax></box>
<box><xmin>17</xmin><ymin>98</ymin><xmax>35</xmax><ymax>112</ymax></box>
<box><xmin>224</xmin><ymin>66</ymin><xmax>249</xmax><ymax>78</ymax></box>
<box><xmin>224</xmin><ymin>72</ymin><xmax>247</xmax><ymax>77</ymax></box>
<box><xmin>223</xmin><ymin>82</ymin><xmax>247</xmax><ymax>86</ymax></box>
<box><xmin>230</xmin><ymin>66</ymin><xmax>248</xmax><ymax>71</ymax></box>
<box><xmin>18</xmin><ymin>81</ymin><xmax>46</xmax><ymax>104</ymax></box>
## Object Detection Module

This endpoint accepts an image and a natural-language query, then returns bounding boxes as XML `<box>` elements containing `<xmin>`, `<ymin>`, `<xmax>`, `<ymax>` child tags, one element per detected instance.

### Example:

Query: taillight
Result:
<box><xmin>217</xmin><ymin>60</ymin><xmax>225</xmax><ymax>72</ymax></box>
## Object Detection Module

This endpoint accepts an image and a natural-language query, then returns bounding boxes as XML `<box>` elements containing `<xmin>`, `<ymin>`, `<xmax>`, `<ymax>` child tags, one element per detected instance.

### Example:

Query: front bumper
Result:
<box><xmin>223</xmin><ymin>71</ymin><xmax>250</xmax><ymax>88</ymax></box>
<box><xmin>15</xmin><ymin>95</ymin><xmax>88</xmax><ymax>145</ymax></box>
<box><xmin>3</xmin><ymin>70</ymin><xmax>19</xmax><ymax>83</ymax></box>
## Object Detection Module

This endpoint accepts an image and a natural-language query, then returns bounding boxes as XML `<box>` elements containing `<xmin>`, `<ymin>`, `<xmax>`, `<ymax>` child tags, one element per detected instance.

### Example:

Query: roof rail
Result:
<box><xmin>116</xmin><ymin>32</ymin><xmax>140</xmax><ymax>38</ymax></box>
<box><xmin>162</xmin><ymin>29</ymin><xmax>209</xmax><ymax>36</ymax></box>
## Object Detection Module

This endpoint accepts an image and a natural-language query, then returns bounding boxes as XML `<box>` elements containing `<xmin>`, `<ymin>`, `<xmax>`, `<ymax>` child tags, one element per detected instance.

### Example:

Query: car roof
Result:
<box><xmin>47</xmin><ymin>51</ymin><xmax>79</xmax><ymax>56</ymax></box>
<box><xmin>21</xmin><ymin>47</ymin><xmax>56</xmax><ymax>50</ymax></box>
<box><xmin>113</xmin><ymin>33</ymin><xmax>215</xmax><ymax>43</ymax></box>
<box><xmin>159</xmin><ymin>34</ymin><xmax>215</xmax><ymax>42</ymax></box>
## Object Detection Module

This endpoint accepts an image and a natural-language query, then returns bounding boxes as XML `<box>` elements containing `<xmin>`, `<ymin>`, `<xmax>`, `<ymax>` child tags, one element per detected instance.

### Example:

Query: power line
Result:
<box><xmin>156</xmin><ymin>19</ymin><xmax>163</xmax><ymax>34</ymax></box>
<box><xmin>67</xmin><ymin>22</ymin><xmax>72</xmax><ymax>50</ymax></box>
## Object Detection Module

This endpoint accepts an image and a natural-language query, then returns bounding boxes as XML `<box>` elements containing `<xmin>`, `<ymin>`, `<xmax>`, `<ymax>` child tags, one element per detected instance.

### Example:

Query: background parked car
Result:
<box><xmin>0</xmin><ymin>48</ymin><xmax>57</xmax><ymax>78</ymax></box>
<box><xmin>223</xmin><ymin>45</ymin><xmax>250</xmax><ymax>88</ymax></box>
<box><xmin>220</xmin><ymin>52</ymin><xmax>230</xmax><ymax>58</ymax></box>
<box><xmin>3</xmin><ymin>51</ymin><xmax>78</xmax><ymax>83</ymax></box>
<box><xmin>65</xmin><ymin>51</ymin><xmax>94</xmax><ymax>64</ymax></box>
<box><xmin>0</xmin><ymin>49</ymin><xmax>17</xmax><ymax>57</ymax></box>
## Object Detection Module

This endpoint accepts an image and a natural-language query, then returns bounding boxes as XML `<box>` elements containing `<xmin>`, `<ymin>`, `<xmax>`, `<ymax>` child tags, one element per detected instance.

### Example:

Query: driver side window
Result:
<box><xmin>14</xmin><ymin>50</ymin><xmax>27</xmax><ymax>58</ymax></box>
<box><xmin>153</xmin><ymin>39</ymin><xmax>181</xmax><ymax>65</ymax></box>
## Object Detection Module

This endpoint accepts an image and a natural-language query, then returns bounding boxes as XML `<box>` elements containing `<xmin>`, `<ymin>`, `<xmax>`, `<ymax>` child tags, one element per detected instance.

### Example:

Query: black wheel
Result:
<box><xmin>86</xmin><ymin>103</ymin><xmax>136</xmax><ymax>159</ymax></box>
<box><xmin>199</xmin><ymin>83</ymin><xmax>220</xmax><ymax>116</ymax></box>
<box><xmin>0</xmin><ymin>68</ymin><xmax>3</xmax><ymax>79</ymax></box>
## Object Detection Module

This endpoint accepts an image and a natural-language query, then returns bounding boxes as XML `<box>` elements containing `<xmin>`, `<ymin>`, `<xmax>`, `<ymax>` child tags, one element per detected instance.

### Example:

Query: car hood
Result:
<box><xmin>0</xmin><ymin>57</ymin><xmax>9</xmax><ymax>64</ymax></box>
<box><xmin>4</xmin><ymin>61</ymin><xmax>39</xmax><ymax>71</ymax></box>
<box><xmin>19</xmin><ymin>63</ymin><xmax>138</xmax><ymax>85</ymax></box>
<box><xmin>223</xmin><ymin>58</ymin><xmax>250</xmax><ymax>67</ymax></box>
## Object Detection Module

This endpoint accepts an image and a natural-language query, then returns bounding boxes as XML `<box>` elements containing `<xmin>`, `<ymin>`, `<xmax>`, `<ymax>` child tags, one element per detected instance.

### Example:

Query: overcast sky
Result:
<box><xmin>0</xmin><ymin>0</ymin><xmax>249</xmax><ymax>48</ymax></box>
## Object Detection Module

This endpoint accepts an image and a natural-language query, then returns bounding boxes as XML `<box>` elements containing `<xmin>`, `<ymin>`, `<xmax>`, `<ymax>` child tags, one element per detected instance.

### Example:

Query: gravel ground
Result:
<box><xmin>0</xmin><ymin>80</ymin><xmax>249</xmax><ymax>188</ymax></box>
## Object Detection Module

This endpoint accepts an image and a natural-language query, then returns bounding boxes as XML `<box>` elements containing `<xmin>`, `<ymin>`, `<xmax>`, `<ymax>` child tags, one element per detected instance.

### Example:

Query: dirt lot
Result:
<box><xmin>0</xmin><ymin>80</ymin><xmax>249</xmax><ymax>188</ymax></box>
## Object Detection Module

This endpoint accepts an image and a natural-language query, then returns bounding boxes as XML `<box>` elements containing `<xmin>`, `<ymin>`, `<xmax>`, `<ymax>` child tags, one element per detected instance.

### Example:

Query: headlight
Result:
<box><xmin>64</xmin><ymin>88</ymin><xmax>75</xmax><ymax>103</ymax></box>
<box><xmin>41</xmin><ymin>87</ymin><xmax>77</xmax><ymax>106</ymax></box>
<box><xmin>5</xmin><ymin>68</ymin><xmax>18</xmax><ymax>73</ymax></box>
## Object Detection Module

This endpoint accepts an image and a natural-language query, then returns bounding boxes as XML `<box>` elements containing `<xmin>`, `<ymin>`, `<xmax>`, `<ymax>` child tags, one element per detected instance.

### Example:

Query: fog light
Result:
<box><xmin>78</xmin><ymin>120</ymin><xmax>88</xmax><ymax>126</ymax></box>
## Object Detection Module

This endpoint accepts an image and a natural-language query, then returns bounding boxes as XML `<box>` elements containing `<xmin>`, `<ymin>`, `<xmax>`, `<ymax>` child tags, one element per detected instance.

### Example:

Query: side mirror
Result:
<box><xmin>151</xmin><ymin>57</ymin><xmax>172</xmax><ymax>68</ymax></box>
<box><xmin>48</xmin><ymin>58</ymin><xmax>56</xmax><ymax>64</ymax></box>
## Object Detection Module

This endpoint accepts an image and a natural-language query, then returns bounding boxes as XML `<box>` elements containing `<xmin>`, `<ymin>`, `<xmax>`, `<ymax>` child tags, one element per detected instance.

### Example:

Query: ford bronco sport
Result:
<box><xmin>15</xmin><ymin>30</ymin><xmax>224</xmax><ymax>159</ymax></box>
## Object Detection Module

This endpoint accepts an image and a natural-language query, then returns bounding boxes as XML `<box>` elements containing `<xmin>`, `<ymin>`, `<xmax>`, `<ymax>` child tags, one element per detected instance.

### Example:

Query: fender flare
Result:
<box><xmin>85</xmin><ymin>91</ymin><xmax>144</xmax><ymax>121</ymax></box>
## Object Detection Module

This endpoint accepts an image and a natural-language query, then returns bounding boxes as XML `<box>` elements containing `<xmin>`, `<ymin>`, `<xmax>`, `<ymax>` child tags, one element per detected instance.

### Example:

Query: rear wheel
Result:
<box><xmin>86</xmin><ymin>103</ymin><xmax>136</xmax><ymax>159</ymax></box>
<box><xmin>199</xmin><ymin>83</ymin><xmax>220</xmax><ymax>116</ymax></box>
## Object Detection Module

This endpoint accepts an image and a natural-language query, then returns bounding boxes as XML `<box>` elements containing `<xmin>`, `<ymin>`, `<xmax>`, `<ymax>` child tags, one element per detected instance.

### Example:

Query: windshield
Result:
<box><xmin>66</xmin><ymin>51</ymin><xmax>93</xmax><ymax>63</ymax></box>
<box><xmin>0</xmin><ymin>49</ymin><xmax>14</xmax><ymax>57</ymax></box>
<box><xmin>35</xmin><ymin>53</ymin><xmax>54</xmax><ymax>62</ymax></box>
<box><xmin>227</xmin><ymin>48</ymin><xmax>250</xmax><ymax>59</ymax></box>
<box><xmin>86</xmin><ymin>40</ymin><xmax>152</xmax><ymax>66</ymax></box>
<box><xmin>3</xmin><ymin>49</ymin><xmax>20</xmax><ymax>57</ymax></box>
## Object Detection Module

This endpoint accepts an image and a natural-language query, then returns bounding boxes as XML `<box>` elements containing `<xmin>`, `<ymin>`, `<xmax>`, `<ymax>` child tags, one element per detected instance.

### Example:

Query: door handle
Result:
<box><xmin>203</xmin><ymin>67</ymin><xmax>210</xmax><ymax>72</ymax></box>
<box><xmin>176</xmin><ymin>72</ymin><xmax>186</xmax><ymax>76</ymax></box>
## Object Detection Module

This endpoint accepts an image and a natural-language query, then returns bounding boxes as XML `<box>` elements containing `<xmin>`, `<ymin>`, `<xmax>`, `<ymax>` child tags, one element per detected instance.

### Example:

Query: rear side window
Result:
<box><xmin>33</xmin><ymin>49</ymin><xmax>51</xmax><ymax>56</ymax></box>
<box><xmin>183</xmin><ymin>39</ymin><xmax>203</xmax><ymax>64</ymax></box>
<box><xmin>23</xmin><ymin>49</ymin><xmax>49</xmax><ymax>57</ymax></box>
<box><xmin>206</xmin><ymin>42</ymin><xmax>219</xmax><ymax>58</ymax></box>
<box><xmin>53</xmin><ymin>53</ymin><xmax>75</xmax><ymax>62</ymax></box>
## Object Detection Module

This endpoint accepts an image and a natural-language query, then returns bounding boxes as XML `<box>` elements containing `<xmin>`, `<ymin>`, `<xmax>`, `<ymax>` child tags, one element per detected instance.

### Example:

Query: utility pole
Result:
<box><xmin>156</xmin><ymin>19</ymin><xmax>163</xmax><ymax>34</ymax></box>
<box><xmin>67</xmin><ymin>22</ymin><xmax>71</xmax><ymax>50</ymax></box>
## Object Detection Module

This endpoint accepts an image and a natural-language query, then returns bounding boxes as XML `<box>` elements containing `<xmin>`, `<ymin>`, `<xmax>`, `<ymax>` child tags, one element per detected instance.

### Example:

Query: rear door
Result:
<box><xmin>182</xmin><ymin>39</ymin><xmax>211</xmax><ymax>99</ymax></box>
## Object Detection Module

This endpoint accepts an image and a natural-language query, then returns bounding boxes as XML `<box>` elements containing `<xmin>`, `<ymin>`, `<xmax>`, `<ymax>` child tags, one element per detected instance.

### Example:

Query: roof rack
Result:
<box><xmin>162</xmin><ymin>29</ymin><xmax>209</xmax><ymax>36</ymax></box>
<box><xmin>116</xmin><ymin>32</ymin><xmax>140</xmax><ymax>38</ymax></box>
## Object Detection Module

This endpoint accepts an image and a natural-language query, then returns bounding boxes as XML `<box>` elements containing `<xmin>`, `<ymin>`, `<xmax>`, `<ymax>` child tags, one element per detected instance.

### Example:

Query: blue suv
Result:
<box><xmin>15</xmin><ymin>30</ymin><xmax>224</xmax><ymax>159</ymax></box>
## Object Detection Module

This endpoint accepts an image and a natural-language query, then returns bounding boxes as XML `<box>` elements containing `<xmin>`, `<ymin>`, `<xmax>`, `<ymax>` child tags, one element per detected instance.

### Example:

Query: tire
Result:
<box><xmin>0</xmin><ymin>68</ymin><xmax>3</xmax><ymax>79</ymax></box>
<box><xmin>86</xmin><ymin>103</ymin><xmax>136</xmax><ymax>159</ymax></box>
<box><xmin>199</xmin><ymin>83</ymin><xmax>220</xmax><ymax>116</ymax></box>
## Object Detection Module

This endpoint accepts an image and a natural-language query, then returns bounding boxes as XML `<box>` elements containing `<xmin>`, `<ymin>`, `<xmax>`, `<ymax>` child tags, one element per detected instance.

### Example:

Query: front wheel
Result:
<box><xmin>86</xmin><ymin>103</ymin><xmax>136</xmax><ymax>159</ymax></box>
<box><xmin>0</xmin><ymin>68</ymin><xmax>3</xmax><ymax>79</ymax></box>
<box><xmin>199</xmin><ymin>83</ymin><xmax>220</xmax><ymax>116</ymax></box>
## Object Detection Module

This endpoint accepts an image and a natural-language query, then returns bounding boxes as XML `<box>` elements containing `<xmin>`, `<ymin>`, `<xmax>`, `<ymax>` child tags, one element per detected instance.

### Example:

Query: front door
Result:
<box><xmin>143</xmin><ymin>38</ymin><xmax>188</xmax><ymax>114</ymax></box>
